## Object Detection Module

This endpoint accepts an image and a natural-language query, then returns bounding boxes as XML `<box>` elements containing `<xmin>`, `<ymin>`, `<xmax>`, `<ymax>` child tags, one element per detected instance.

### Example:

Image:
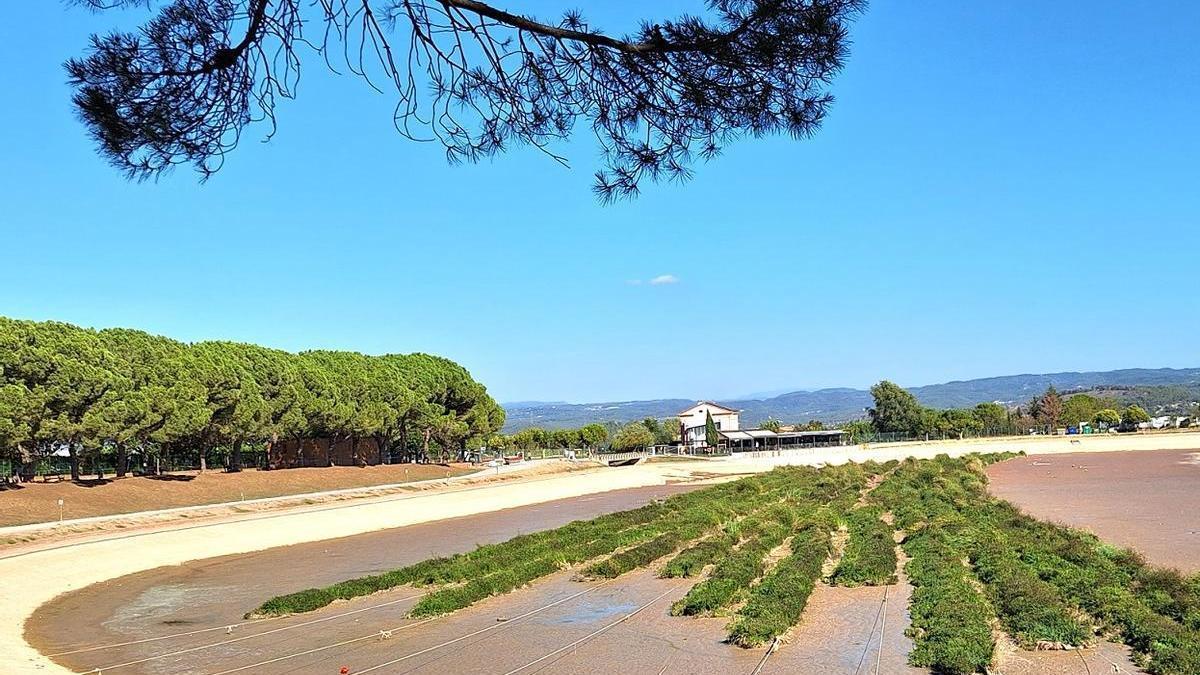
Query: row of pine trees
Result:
<box><xmin>0</xmin><ymin>317</ymin><xmax>504</xmax><ymax>480</ymax></box>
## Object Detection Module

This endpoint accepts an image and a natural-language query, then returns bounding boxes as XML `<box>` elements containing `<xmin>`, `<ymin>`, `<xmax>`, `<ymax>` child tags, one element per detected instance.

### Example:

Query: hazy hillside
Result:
<box><xmin>502</xmin><ymin>367</ymin><xmax>1200</xmax><ymax>431</ymax></box>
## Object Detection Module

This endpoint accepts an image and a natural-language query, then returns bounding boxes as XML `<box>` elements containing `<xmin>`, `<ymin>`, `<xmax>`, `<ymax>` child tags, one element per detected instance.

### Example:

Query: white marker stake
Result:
<box><xmin>58</xmin><ymin>498</ymin><xmax>64</xmax><ymax>524</ymax></box>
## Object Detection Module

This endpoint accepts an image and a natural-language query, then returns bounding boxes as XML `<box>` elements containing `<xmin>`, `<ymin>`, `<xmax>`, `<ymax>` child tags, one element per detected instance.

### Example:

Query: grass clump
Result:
<box><xmin>993</xmin><ymin>511</ymin><xmax>1200</xmax><ymax>675</ymax></box>
<box><xmin>661</xmin><ymin>532</ymin><xmax>737</xmax><ymax>578</ymax></box>
<box><xmin>829</xmin><ymin>506</ymin><xmax>897</xmax><ymax>587</ymax></box>
<box><xmin>409</xmin><ymin>557</ymin><xmax>562</xmax><ymax>617</ymax></box>
<box><xmin>727</xmin><ymin>524</ymin><xmax>830</xmax><ymax>647</ymax></box>
<box><xmin>583</xmin><ymin>530</ymin><xmax>690</xmax><ymax>579</ymax></box>
<box><xmin>969</xmin><ymin>536</ymin><xmax>1091</xmax><ymax>648</ymax></box>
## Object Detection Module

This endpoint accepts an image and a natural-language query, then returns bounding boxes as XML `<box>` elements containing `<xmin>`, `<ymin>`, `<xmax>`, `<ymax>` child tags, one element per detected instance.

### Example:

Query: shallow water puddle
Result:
<box><xmin>102</xmin><ymin>582</ymin><xmax>241</xmax><ymax>635</ymax></box>
<box><xmin>539</xmin><ymin>597</ymin><xmax>640</xmax><ymax>625</ymax></box>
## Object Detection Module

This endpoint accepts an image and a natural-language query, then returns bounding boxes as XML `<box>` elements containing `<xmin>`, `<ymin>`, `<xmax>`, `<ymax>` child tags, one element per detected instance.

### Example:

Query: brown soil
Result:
<box><xmin>986</xmin><ymin>449</ymin><xmax>1200</xmax><ymax>572</ymax></box>
<box><xmin>27</xmin><ymin>484</ymin><xmax>697</xmax><ymax>674</ymax></box>
<box><xmin>0</xmin><ymin>463</ymin><xmax>475</xmax><ymax>527</ymax></box>
<box><xmin>995</xmin><ymin>641</ymin><xmax>1143</xmax><ymax>675</ymax></box>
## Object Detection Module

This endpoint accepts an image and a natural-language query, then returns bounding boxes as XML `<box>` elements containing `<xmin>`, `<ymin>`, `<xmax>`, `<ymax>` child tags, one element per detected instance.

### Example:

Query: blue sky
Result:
<box><xmin>1</xmin><ymin>2</ymin><xmax>1197</xmax><ymax>403</ymax></box>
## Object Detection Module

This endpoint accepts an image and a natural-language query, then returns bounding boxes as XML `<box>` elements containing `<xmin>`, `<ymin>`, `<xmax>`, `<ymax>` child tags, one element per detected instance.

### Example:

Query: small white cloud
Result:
<box><xmin>648</xmin><ymin>274</ymin><xmax>680</xmax><ymax>286</ymax></box>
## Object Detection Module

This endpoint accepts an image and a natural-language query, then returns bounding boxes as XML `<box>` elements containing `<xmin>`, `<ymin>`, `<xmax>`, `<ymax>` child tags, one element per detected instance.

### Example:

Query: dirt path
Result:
<box><xmin>764</xmin><ymin>580</ymin><xmax>923</xmax><ymax>675</ymax></box>
<box><xmin>1</xmin><ymin>460</ymin><xmax>584</xmax><ymax>550</ymax></box>
<box><xmin>0</xmin><ymin>463</ymin><xmax>478</xmax><ymax>527</ymax></box>
<box><xmin>986</xmin><ymin>449</ymin><xmax>1200</xmax><ymax>572</ymax></box>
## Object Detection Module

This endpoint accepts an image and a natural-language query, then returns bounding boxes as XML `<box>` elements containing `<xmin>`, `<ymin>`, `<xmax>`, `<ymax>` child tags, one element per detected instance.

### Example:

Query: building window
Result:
<box><xmin>716</xmin><ymin>421</ymin><xmax>721</xmax><ymax>430</ymax></box>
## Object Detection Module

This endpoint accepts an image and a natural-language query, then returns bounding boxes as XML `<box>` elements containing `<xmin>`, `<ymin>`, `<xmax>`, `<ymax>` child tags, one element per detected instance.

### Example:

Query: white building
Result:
<box><xmin>678</xmin><ymin>401</ymin><xmax>740</xmax><ymax>450</ymax></box>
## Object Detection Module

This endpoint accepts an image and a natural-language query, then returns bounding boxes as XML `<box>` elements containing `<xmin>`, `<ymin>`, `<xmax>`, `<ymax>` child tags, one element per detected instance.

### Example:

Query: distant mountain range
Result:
<box><xmin>502</xmin><ymin>367</ymin><xmax>1200</xmax><ymax>432</ymax></box>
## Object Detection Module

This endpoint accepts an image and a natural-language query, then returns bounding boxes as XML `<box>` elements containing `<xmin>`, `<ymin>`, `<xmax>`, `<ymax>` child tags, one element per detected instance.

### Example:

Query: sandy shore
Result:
<box><xmin>5</xmin><ymin>431</ymin><xmax>1197</xmax><ymax>674</ymax></box>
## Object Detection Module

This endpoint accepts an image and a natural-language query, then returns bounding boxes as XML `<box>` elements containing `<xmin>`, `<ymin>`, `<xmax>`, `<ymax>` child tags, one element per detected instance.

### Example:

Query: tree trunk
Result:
<box><xmin>265</xmin><ymin>434</ymin><xmax>277</xmax><ymax>470</ymax></box>
<box><xmin>228</xmin><ymin>439</ymin><xmax>243</xmax><ymax>472</ymax></box>
<box><xmin>95</xmin><ymin>449</ymin><xmax>104</xmax><ymax>479</ymax></box>
<box><xmin>199</xmin><ymin>447</ymin><xmax>207</xmax><ymax>472</ymax></box>
<box><xmin>68</xmin><ymin>443</ymin><xmax>81</xmax><ymax>481</ymax></box>
<box><xmin>422</xmin><ymin>429</ymin><xmax>431</xmax><ymax>464</ymax></box>
<box><xmin>116</xmin><ymin>443</ymin><xmax>129</xmax><ymax>477</ymax></box>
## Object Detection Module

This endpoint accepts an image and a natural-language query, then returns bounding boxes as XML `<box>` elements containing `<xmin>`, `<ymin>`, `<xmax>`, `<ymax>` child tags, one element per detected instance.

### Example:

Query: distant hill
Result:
<box><xmin>501</xmin><ymin>367</ymin><xmax>1200</xmax><ymax>431</ymax></box>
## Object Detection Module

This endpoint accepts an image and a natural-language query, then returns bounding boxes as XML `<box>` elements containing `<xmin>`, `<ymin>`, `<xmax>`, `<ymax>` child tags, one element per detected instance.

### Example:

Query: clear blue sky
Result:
<box><xmin>1</xmin><ymin>2</ymin><xmax>1197</xmax><ymax>403</ymax></box>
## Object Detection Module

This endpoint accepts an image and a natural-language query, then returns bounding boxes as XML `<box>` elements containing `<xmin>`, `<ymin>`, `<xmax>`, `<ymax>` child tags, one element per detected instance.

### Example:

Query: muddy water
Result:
<box><xmin>986</xmin><ymin>449</ymin><xmax>1200</xmax><ymax>572</ymax></box>
<box><xmin>27</xmin><ymin>484</ymin><xmax>694</xmax><ymax>674</ymax></box>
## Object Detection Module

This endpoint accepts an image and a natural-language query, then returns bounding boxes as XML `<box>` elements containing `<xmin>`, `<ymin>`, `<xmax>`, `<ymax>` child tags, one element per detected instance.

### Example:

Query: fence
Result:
<box><xmin>847</xmin><ymin>425</ymin><xmax>1052</xmax><ymax>445</ymax></box>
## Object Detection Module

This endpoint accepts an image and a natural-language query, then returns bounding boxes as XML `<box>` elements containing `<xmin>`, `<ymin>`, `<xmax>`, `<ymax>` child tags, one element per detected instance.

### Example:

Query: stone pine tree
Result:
<box><xmin>705</xmin><ymin>411</ymin><xmax>719</xmax><ymax>448</ymax></box>
<box><xmin>63</xmin><ymin>0</ymin><xmax>866</xmax><ymax>200</ymax></box>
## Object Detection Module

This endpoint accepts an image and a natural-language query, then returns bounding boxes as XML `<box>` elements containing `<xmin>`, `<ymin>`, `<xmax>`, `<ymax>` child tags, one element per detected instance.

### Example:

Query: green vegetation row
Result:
<box><xmin>985</xmin><ymin>502</ymin><xmax>1200</xmax><ymax>674</ymax></box>
<box><xmin>875</xmin><ymin>454</ymin><xmax>1200</xmax><ymax>674</ymax></box>
<box><xmin>252</xmin><ymin>467</ymin><xmax>807</xmax><ymax>618</ymax></box>
<box><xmin>0</xmin><ymin>316</ymin><xmax>503</xmax><ymax>480</ymax></box>
<box><xmin>871</xmin><ymin>454</ymin><xmax>1013</xmax><ymax>673</ymax></box>
<box><xmin>829</xmin><ymin>505</ymin><xmax>898</xmax><ymax>587</ymax></box>
<box><xmin>400</xmin><ymin>467</ymin><xmax>823</xmax><ymax>618</ymax></box>
<box><xmin>252</xmin><ymin>454</ymin><xmax>1200</xmax><ymax>672</ymax></box>
<box><xmin>728</xmin><ymin>523</ymin><xmax>831</xmax><ymax>646</ymax></box>
<box><xmin>671</xmin><ymin>463</ymin><xmax>871</xmax><ymax>618</ymax></box>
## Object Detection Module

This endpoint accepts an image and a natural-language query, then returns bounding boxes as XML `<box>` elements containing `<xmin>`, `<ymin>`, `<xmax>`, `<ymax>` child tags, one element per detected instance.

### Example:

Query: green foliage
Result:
<box><xmin>868</xmin><ymin>380</ymin><xmax>924</xmax><ymax>433</ymax></box>
<box><xmin>0</xmin><ymin>316</ymin><xmax>502</xmax><ymax>477</ymax></box>
<box><xmin>612</xmin><ymin>422</ymin><xmax>655</xmax><ymax>450</ymax></box>
<box><xmin>1123</xmin><ymin>404</ymin><xmax>1151</xmax><ymax>425</ymax></box>
<box><xmin>876</xmin><ymin>454</ymin><xmax>1200</xmax><ymax>675</ymax></box>
<box><xmin>1028</xmin><ymin>386</ymin><xmax>1064</xmax><ymax>428</ymax></box>
<box><xmin>830</xmin><ymin>506</ymin><xmax>897</xmax><ymax>587</ymax></box>
<box><xmin>758</xmin><ymin>417</ymin><xmax>782</xmax><ymax>432</ymax></box>
<box><xmin>727</xmin><ymin>524</ymin><xmax>830</xmax><ymax>646</ymax></box>
<box><xmin>578</xmin><ymin>423</ymin><xmax>609</xmax><ymax>448</ymax></box>
<box><xmin>904</xmin><ymin>529</ymin><xmax>997</xmax><ymax>674</ymax></box>
<box><xmin>583</xmin><ymin>531</ymin><xmax>689</xmax><ymax>579</ymax></box>
<box><xmin>705</xmin><ymin>410</ymin><xmax>719</xmax><ymax>447</ymax></box>
<box><xmin>250</xmin><ymin>454</ymin><xmax>1200</xmax><ymax>675</ymax></box>
<box><xmin>973</xmin><ymin>402</ymin><xmax>1009</xmax><ymax>429</ymax></box>
<box><xmin>673</xmin><ymin>464</ymin><xmax>870</xmax><ymax>617</ymax></box>
<box><xmin>841</xmin><ymin>419</ymin><xmax>875</xmax><ymax>442</ymax></box>
<box><xmin>661</xmin><ymin>533</ymin><xmax>738</xmax><ymax>578</ymax></box>
<box><xmin>970</xmin><ymin>537</ymin><xmax>1091</xmax><ymax>648</ymax></box>
<box><xmin>1060</xmin><ymin>393</ymin><xmax>1119</xmax><ymax>427</ymax></box>
<box><xmin>1094</xmin><ymin>408</ymin><xmax>1121</xmax><ymax>427</ymax></box>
